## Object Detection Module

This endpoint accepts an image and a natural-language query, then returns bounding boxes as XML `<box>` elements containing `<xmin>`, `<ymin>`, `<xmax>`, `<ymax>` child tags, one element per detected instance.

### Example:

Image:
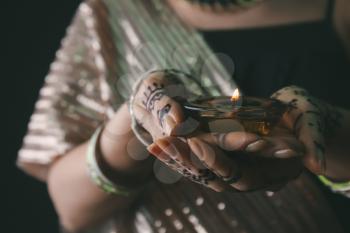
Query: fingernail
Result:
<box><xmin>156</xmin><ymin>138</ymin><xmax>170</xmax><ymax>148</ymax></box>
<box><xmin>188</xmin><ymin>138</ymin><xmax>204</xmax><ymax>160</ymax></box>
<box><xmin>245</xmin><ymin>140</ymin><xmax>267</xmax><ymax>152</ymax></box>
<box><xmin>164</xmin><ymin>115</ymin><xmax>176</xmax><ymax>136</ymax></box>
<box><xmin>147</xmin><ymin>143</ymin><xmax>162</xmax><ymax>156</ymax></box>
<box><xmin>156</xmin><ymin>138</ymin><xmax>178</xmax><ymax>158</ymax></box>
<box><xmin>274</xmin><ymin>149</ymin><xmax>298</xmax><ymax>158</ymax></box>
<box><xmin>148</xmin><ymin>143</ymin><xmax>170</xmax><ymax>161</ymax></box>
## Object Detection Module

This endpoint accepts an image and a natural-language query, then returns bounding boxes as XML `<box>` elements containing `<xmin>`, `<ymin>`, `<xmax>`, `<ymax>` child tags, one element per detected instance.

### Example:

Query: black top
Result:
<box><xmin>200</xmin><ymin>0</ymin><xmax>350</xmax><ymax>108</ymax></box>
<box><xmin>200</xmin><ymin>0</ymin><xmax>350</xmax><ymax>231</ymax></box>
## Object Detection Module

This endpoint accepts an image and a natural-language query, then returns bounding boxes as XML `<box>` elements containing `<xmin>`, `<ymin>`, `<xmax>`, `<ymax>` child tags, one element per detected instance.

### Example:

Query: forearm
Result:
<box><xmin>324</xmin><ymin>105</ymin><xmax>350</xmax><ymax>180</ymax></box>
<box><xmin>47</xmin><ymin>104</ymin><xmax>154</xmax><ymax>232</ymax></box>
<box><xmin>47</xmin><ymin>142</ymin><xmax>137</xmax><ymax>232</ymax></box>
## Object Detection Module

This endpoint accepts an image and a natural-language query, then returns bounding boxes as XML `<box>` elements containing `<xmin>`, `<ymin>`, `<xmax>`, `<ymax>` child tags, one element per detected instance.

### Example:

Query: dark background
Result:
<box><xmin>3</xmin><ymin>0</ymin><xmax>350</xmax><ymax>233</ymax></box>
<box><xmin>3</xmin><ymin>1</ymin><xmax>80</xmax><ymax>233</ymax></box>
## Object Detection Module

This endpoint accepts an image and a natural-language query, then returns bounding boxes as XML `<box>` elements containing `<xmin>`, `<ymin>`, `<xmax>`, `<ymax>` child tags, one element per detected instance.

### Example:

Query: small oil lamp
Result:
<box><xmin>183</xmin><ymin>89</ymin><xmax>288</xmax><ymax>135</ymax></box>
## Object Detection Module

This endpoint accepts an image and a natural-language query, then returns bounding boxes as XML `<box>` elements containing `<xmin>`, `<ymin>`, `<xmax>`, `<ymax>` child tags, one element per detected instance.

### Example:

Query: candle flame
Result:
<box><xmin>231</xmin><ymin>88</ymin><xmax>240</xmax><ymax>102</ymax></box>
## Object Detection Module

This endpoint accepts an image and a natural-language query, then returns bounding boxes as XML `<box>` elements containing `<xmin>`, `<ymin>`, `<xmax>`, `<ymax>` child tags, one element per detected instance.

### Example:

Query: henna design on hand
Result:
<box><xmin>272</xmin><ymin>86</ymin><xmax>345</xmax><ymax>172</ymax></box>
<box><xmin>293</xmin><ymin>89</ymin><xmax>308</xmax><ymax>97</ymax></box>
<box><xmin>323</xmin><ymin>104</ymin><xmax>344</xmax><ymax>136</ymax></box>
<box><xmin>293</xmin><ymin>112</ymin><xmax>304</xmax><ymax>136</ymax></box>
<box><xmin>182</xmin><ymin>168</ymin><xmax>217</xmax><ymax>185</ymax></box>
<box><xmin>193</xmin><ymin>169</ymin><xmax>217</xmax><ymax>185</ymax></box>
<box><xmin>157</xmin><ymin>104</ymin><xmax>171</xmax><ymax>128</ymax></box>
<box><xmin>287</xmin><ymin>98</ymin><xmax>298</xmax><ymax>113</ymax></box>
<box><xmin>142</xmin><ymin>82</ymin><xmax>165</xmax><ymax>111</ymax></box>
<box><xmin>160</xmin><ymin>157</ymin><xmax>217</xmax><ymax>186</ymax></box>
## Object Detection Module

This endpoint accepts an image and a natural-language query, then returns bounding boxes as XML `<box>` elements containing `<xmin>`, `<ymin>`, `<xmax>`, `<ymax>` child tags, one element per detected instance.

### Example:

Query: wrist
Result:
<box><xmin>97</xmin><ymin>127</ymin><xmax>154</xmax><ymax>189</ymax></box>
<box><xmin>98</xmin><ymin>106</ymin><xmax>154</xmax><ymax>186</ymax></box>
<box><xmin>98</xmin><ymin>139</ymin><xmax>154</xmax><ymax>189</ymax></box>
<box><xmin>99</xmin><ymin>104</ymin><xmax>140</xmax><ymax>169</ymax></box>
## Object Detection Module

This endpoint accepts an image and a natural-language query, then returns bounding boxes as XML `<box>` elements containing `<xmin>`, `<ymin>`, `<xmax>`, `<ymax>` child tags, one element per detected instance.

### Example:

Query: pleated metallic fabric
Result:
<box><xmin>17</xmin><ymin>0</ymin><xmax>344</xmax><ymax>232</ymax></box>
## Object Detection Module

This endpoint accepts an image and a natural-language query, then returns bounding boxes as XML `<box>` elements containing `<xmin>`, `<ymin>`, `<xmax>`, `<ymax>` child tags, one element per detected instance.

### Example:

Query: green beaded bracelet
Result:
<box><xmin>87</xmin><ymin>126</ymin><xmax>130</xmax><ymax>196</ymax></box>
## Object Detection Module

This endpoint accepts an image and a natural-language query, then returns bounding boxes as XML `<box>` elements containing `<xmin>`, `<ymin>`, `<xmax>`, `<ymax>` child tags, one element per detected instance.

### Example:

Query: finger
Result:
<box><xmin>286</xmin><ymin>109</ymin><xmax>325</xmax><ymax>173</ymax></box>
<box><xmin>154</xmin><ymin>138</ymin><xmax>228</xmax><ymax>192</ymax></box>
<box><xmin>155</xmin><ymin>137</ymin><xmax>201</xmax><ymax>175</ymax></box>
<box><xmin>154</xmin><ymin>95</ymin><xmax>202</xmax><ymax>137</ymax></box>
<box><xmin>138</xmin><ymin>71</ymin><xmax>184</xmax><ymax>119</ymax></box>
<box><xmin>152</xmin><ymin>95</ymin><xmax>188</xmax><ymax>135</ymax></box>
<box><xmin>133</xmin><ymin>103</ymin><xmax>161</xmax><ymax>139</ymax></box>
<box><xmin>197</xmin><ymin>132</ymin><xmax>268</xmax><ymax>153</ymax></box>
<box><xmin>188</xmin><ymin>138</ymin><xmax>230</xmax><ymax>177</ymax></box>
<box><xmin>197</xmin><ymin>130</ymin><xmax>304</xmax><ymax>160</ymax></box>
<box><xmin>188</xmin><ymin>138</ymin><xmax>244</xmax><ymax>189</ymax></box>
<box><xmin>134</xmin><ymin>71</ymin><xmax>199</xmax><ymax>137</ymax></box>
<box><xmin>297</xmin><ymin>113</ymin><xmax>326</xmax><ymax>174</ymax></box>
<box><xmin>257</xmin><ymin>135</ymin><xmax>305</xmax><ymax>159</ymax></box>
<box><xmin>199</xmin><ymin>130</ymin><xmax>304</xmax><ymax>159</ymax></box>
<box><xmin>134</xmin><ymin>72</ymin><xmax>169</xmax><ymax>115</ymax></box>
<box><xmin>147</xmin><ymin>143</ymin><xmax>172</xmax><ymax>162</ymax></box>
<box><xmin>189</xmin><ymin>137</ymin><xmax>303</xmax><ymax>191</ymax></box>
<box><xmin>148</xmin><ymin>143</ymin><xmax>195</xmax><ymax>179</ymax></box>
<box><xmin>270</xmin><ymin>86</ymin><xmax>326</xmax><ymax>173</ymax></box>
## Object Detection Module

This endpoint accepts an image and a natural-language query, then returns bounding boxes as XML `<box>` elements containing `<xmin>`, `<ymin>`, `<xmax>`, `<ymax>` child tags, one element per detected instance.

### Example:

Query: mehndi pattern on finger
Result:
<box><xmin>157</xmin><ymin>104</ymin><xmax>172</xmax><ymax>128</ymax></box>
<box><xmin>143</xmin><ymin>82</ymin><xmax>166</xmax><ymax>111</ymax></box>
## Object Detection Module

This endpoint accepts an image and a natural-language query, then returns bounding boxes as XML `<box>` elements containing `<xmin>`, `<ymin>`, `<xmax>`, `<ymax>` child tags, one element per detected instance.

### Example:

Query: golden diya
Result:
<box><xmin>183</xmin><ymin>89</ymin><xmax>288</xmax><ymax>136</ymax></box>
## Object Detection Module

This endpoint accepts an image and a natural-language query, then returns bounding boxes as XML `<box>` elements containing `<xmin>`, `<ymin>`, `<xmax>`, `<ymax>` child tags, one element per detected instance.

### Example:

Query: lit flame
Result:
<box><xmin>231</xmin><ymin>88</ymin><xmax>240</xmax><ymax>102</ymax></box>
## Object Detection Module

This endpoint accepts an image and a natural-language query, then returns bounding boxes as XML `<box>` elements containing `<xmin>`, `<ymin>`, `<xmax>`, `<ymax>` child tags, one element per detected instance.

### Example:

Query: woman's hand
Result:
<box><xmin>134</xmin><ymin>74</ymin><xmax>306</xmax><ymax>192</ymax></box>
<box><xmin>270</xmin><ymin>85</ymin><xmax>340</xmax><ymax>175</ymax></box>
<box><xmin>148</xmin><ymin>124</ymin><xmax>304</xmax><ymax>192</ymax></box>
<box><xmin>147</xmin><ymin>116</ymin><xmax>305</xmax><ymax>193</ymax></box>
<box><xmin>131</xmin><ymin>70</ymin><xmax>199</xmax><ymax>141</ymax></box>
